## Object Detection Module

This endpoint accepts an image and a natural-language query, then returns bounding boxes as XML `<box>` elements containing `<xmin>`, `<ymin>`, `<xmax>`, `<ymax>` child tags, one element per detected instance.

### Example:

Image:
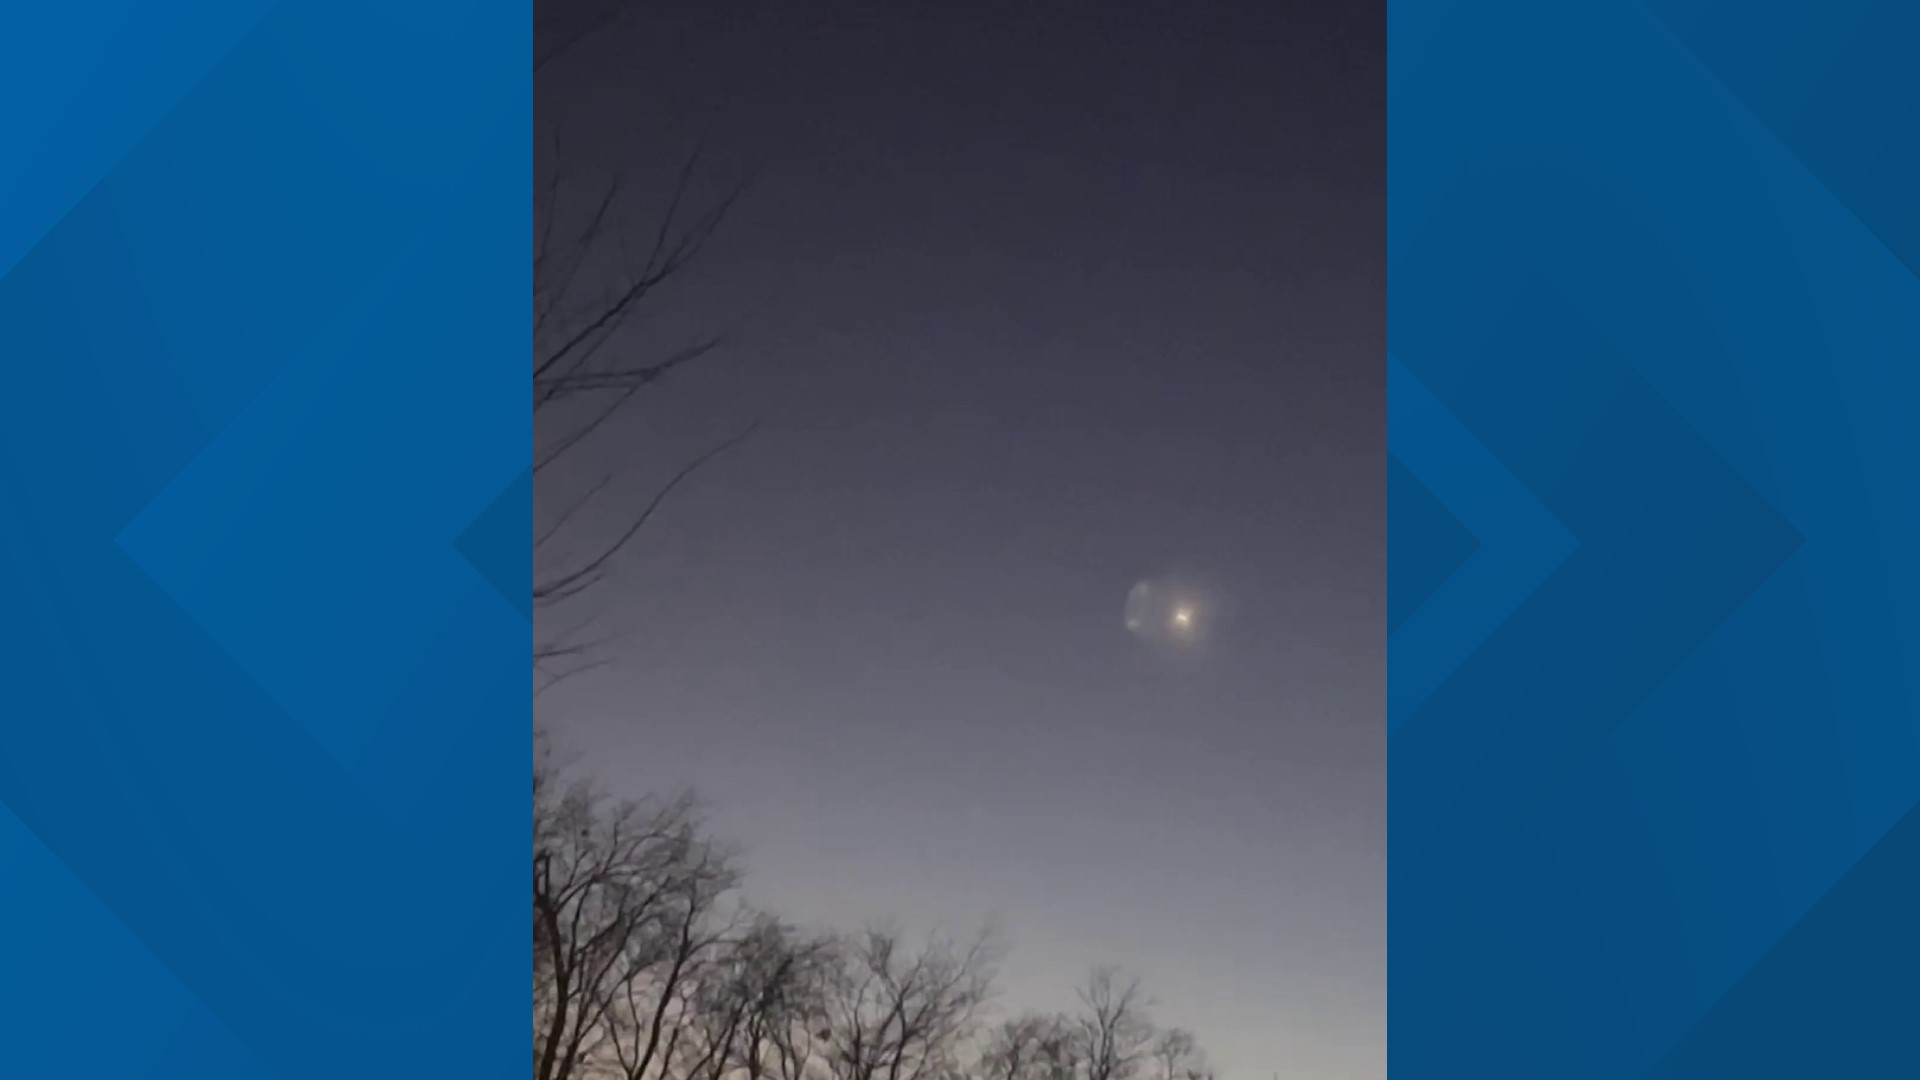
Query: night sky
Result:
<box><xmin>537</xmin><ymin>2</ymin><xmax>1384</xmax><ymax>1077</ymax></box>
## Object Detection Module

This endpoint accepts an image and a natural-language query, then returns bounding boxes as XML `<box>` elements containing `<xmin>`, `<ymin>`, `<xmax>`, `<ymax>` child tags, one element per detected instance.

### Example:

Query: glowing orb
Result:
<box><xmin>1125</xmin><ymin>577</ymin><xmax>1209</xmax><ymax>647</ymax></box>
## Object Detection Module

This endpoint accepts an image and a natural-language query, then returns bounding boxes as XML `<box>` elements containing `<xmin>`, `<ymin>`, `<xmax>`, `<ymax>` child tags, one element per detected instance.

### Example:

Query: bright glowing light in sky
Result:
<box><xmin>1125</xmin><ymin>575</ymin><xmax>1216</xmax><ymax>649</ymax></box>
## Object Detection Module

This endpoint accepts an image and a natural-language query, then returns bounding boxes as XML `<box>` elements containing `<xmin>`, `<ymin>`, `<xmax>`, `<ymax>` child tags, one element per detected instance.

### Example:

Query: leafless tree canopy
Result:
<box><xmin>820</xmin><ymin>929</ymin><xmax>1000</xmax><ymax>1080</ymax></box>
<box><xmin>534</xmin><ymin>760</ymin><xmax>1219</xmax><ymax>1080</ymax></box>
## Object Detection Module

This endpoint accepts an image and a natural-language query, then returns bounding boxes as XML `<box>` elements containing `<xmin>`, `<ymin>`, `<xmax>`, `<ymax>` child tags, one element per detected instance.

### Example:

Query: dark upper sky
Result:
<box><xmin>537</xmin><ymin>2</ymin><xmax>1383</xmax><ymax>1077</ymax></box>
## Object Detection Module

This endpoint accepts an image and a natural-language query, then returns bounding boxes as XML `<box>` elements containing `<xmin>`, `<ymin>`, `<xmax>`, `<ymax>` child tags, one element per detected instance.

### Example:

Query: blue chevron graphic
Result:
<box><xmin>0</xmin><ymin>1</ymin><xmax>525</xmax><ymax>1077</ymax></box>
<box><xmin>1393</xmin><ymin>0</ymin><xmax>1920</xmax><ymax>1075</ymax></box>
<box><xmin>1649</xmin><ymin>0</ymin><xmax>1920</xmax><ymax>282</ymax></box>
<box><xmin>0</xmin><ymin>803</ymin><xmax>276</xmax><ymax>1079</ymax></box>
<box><xmin>0</xmin><ymin>1</ymin><xmax>275</xmax><ymax>280</ymax></box>
<box><xmin>456</xmin><ymin>469</ymin><xmax>533</xmax><ymax>621</ymax></box>
<box><xmin>1645</xmin><ymin>791</ymin><xmax>1920</xmax><ymax>1077</ymax></box>
<box><xmin>1387</xmin><ymin>455</ymin><xmax>1479</xmax><ymax>633</ymax></box>
<box><xmin>1387</xmin><ymin>354</ymin><xmax>1577</xmax><ymax>732</ymax></box>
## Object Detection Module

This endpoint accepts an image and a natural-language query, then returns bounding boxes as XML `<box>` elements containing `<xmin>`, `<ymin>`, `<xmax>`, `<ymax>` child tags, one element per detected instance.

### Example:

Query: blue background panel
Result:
<box><xmin>2</xmin><ymin>2</ymin><xmax>527</xmax><ymax>1078</ymax></box>
<box><xmin>1392</xmin><ymin>0</ymin><xmax>1920</xmax><ymax>1075</ymax></box>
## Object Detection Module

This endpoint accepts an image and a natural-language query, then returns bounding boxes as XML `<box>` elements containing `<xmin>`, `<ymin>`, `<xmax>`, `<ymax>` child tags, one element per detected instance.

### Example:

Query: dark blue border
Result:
<box><xmin>2</xmin><ymin>3</ymin><xmax>526</xmax><ymax>1076</ymax></box>
<box><xmin>1392</xmin><ymin>0</ymin><xmax>1920</xmax><ymax>1075</ymax></box>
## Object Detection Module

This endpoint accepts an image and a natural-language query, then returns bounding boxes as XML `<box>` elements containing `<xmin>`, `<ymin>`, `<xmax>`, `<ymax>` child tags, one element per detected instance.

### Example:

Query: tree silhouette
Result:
<box><xmin>534</xmin><ymin>765</ymin><xmax>1224</xmax><ymax>1080</ymax></box>
<box><xmin>533</xmin><ymin>0</ymin><xmax>756</xmax><ymax>691</ymax></box>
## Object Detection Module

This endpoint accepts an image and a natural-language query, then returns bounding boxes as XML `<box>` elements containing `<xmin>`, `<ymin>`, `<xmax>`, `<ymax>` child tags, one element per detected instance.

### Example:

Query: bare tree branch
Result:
<box><xmin>534</xmin><ymin>19</ymin><xmax>756</xmax><ymax>674</ymax></box>
<box><xmin>535</xmin><ymin>417</ymin><xmax>763</xmax><ymax>608</ymax></box>
<box><xmin>535</xmin><ymin>0</ymin><xmax>635</xmax><ymax>75</ymax></box>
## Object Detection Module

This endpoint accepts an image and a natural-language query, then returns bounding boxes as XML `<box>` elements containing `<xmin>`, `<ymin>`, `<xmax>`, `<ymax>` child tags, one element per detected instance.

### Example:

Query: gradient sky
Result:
<box><xmin>536</xmin><ymin>2</ymin><xmax>1384</xmax><ymax>1077</ymax></box>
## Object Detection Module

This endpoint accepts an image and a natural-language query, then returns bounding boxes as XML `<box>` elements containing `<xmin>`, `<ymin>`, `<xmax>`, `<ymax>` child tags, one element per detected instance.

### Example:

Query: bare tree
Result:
<box><xmin>981</xmin><ymin>1014</ymin><xmax>1080</xmax><ymax>1080</ymax></box>
<box><xmin>531</xmin><ymin>770</ymin><xmax>1224</xmax><ymax>1080</ymax></box>
<box><xmin>599</xmin><ymin>861</ymin><xmax>745</xmax><ymax>1080</ymax></box>
<box><xmin>1073</xmin><ymin>970</ymin><xmax>1156</xmax><ymax>1080</ymax></box>
<box><xmin>726</xmin><ymin>921</ymin><xmax>840</xmax><ymax>1080</ymax></box>
<box><xmin>977</xmin><ymin>974</ymin><xmax>1206</xmax><ymax>1080</ymax></box>
<box><xmin>533</xmin><ymin>767</ymin><xmax>739</xmax><ymax>1080</ymax></box>
<box><xmin>821</xmin><ymin>929</ymin><xmax>1001</xmax><ymax>1080</ymax></box>
<box><xmin>1147</xmin><ymin>1030</ymin><xmax>1211</xmax><ymax>1080</ymax></box>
